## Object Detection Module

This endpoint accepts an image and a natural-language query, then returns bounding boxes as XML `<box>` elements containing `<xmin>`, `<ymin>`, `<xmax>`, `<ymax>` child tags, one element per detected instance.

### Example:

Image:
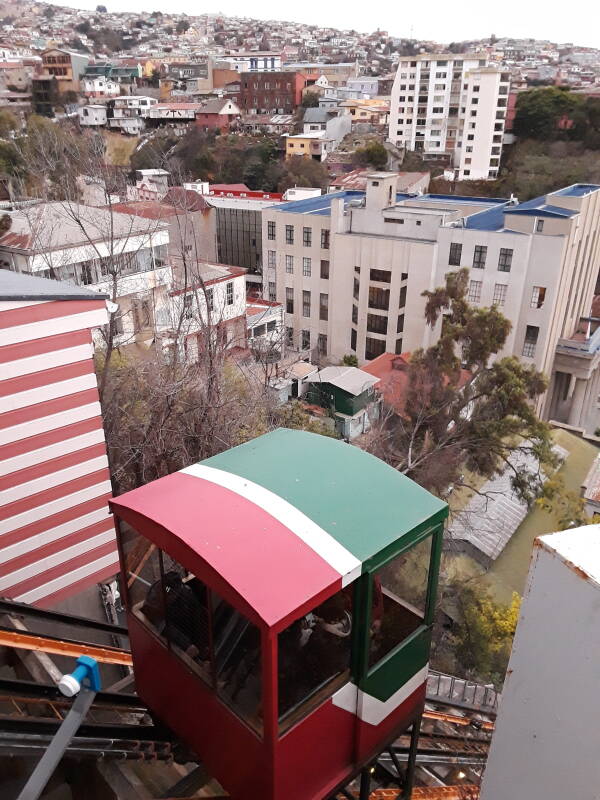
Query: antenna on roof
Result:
<box><xmin>509</xmin><ymin>193</ymin><xmax>519</xmax><ymax>205</ymax></box>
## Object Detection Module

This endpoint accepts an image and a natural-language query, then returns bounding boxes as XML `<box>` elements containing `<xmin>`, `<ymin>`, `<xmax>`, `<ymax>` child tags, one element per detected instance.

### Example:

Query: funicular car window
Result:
<box><xmin>212</xmin><ymin>590</ymin><xmax>262</xmax><ymax>734</ymax></box>
<box><xmin>117</xmin><ymin>519</ymin><xmax>262</xmax><ymax>734</ymax></box>
<box><xmin>278</xmin><ymin>586</ymin><xmax>352</xmax><ymax>733</ymax></box>
<box><xmin>119</xmin><ymin>520</ymin><xmax>167</xmax><ymax>644</ymax></box>
<box><xmin>369</xmin><ymin>534</ymin><xmax>433</xmax><ymax>668</ymax></box>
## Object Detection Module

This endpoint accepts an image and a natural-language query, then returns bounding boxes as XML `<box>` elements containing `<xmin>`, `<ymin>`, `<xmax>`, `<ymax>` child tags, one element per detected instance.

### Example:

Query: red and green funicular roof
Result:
<box><xmin>111</xmin><ymin>429</ymin><xmax>447</xmax><ymax>630</ymax></box>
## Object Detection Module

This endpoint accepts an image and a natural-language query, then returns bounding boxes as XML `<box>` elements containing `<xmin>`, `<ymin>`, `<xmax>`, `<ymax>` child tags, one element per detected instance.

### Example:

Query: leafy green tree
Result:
<box><xmin>445</xmin><ymin>582</ymin><xmax>521</xmax><ymax>686</ymax></box>
<box><xmin>537</xmin><ymin>475</ymin><xmax>600</xmax><ymax>530</ymax></box>
<box><xmin>353</xmin><ymin>141</ymin><xmax>388</xmax><ymax>169</ymax></box>
<box><xmin>513</xmin><ymin>87</ymin><xmax>582</xmax><ymax>139</ymax></box>
<box><xmin>301</xmin><ymin>91</ymin><xmax>320</xmax><ymax>108</ymax></box>
<box><xmin>370</xmin><ymin>268</ymin><xmax>555</xmax><ymax>500</ymax></box>
<box><xmin>341</xmin><ymin>354</ymin><xmax>358</xmax><ymax>367</ymax></box>
<box><xmin>176</xmin><ymin>19</ymin><xmax>190</xmax><ymax>34</ymax></box>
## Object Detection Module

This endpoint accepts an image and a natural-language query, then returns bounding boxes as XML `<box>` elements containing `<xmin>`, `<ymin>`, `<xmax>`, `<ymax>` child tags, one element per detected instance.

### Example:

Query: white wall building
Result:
<box><xmin>0</xmin><ymin>202</ymin><xmax>172</xmax><ymax>351</ymax></box>
<box><xmin>246</xmin><ymin>298</ymin><xmax>285</xmax><ymax>361</ymax></box>
<box><xmin>481</xmin><ymin>526</ymin><xmax>600</xmax><ymax>800</ymax></box>
<box><xmin>217</xmin><ymin>52</ymin><xmax>282</xmax><ymax>72</ymax></box>
<box><xmin>108</xmin><ymin>95</ymin><xmax>158</xmax><ymax>134</ymax></box>
<box><xmin>262</xmin><ymin>175</ymin><xmax>600</xmax><ymax>436</ymax></box>
<box><xmin>78</xmin><ymin>104</ymin><xmax>107</xmax><ymax>127</ymax></box>
<box><xmin>388</xmin><ymin>54</ymin><xmax>510</xmax><ymax>180</ymax></box>
<box><xmin>82</xmin><ymin>75</ymin><xmax>120</xmax><ymax>98</ymax></box>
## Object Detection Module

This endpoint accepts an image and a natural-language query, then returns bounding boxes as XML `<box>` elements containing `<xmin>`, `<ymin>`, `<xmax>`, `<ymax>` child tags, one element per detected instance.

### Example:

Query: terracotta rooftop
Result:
<box><xmin>109</xmin><ymin>200</ymin><xmax>180</xmax><ymax>220</ymax></box>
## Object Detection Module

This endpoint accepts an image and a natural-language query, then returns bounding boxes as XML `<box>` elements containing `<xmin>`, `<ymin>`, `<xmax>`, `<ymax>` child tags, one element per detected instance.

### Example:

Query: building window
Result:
<box><xmin>530</xmin><ymin>286</ymin><xmax>546</xmax><ymax>309</ymax></box>
<box><xmin>285</xmin><ymin>225</ymin><xmax>294</xmax><ymax>244</ymax></box>
<box><xmin>321</xmin><ymin>229</ymin><xmax>330</xmax><ymax>249</ymax></box>
<box><xmin>267</xmin><ymin>250</ymin><xmax>276</xmax><ymax>268</ymax></box>
<box><xmin>536</xmin><ymin>219</ymin><xmax>544</xmax><ymax>232</ymax></box>
<box><xmin>399</xmin><ymin>286</ymin><xmax>407</xmax><ymax>308</ymax></box>
<box><xmin>318</xmin><ymin>333</ymin><xmax>327</xmax><ymax>356</ymax></box>
<box><xmin>320</xmin><ymin>259</ymin><xmax>329</xmax><ymax>279</ymax></box>
<box><xmin>286</xmin><ymin>326</ymin><xmax>294</xmax><ymax>347</ymax></box>
<box><xmin>498</xmin><ymin>248</ymin><xmax>513</xmax><ymax>272</ymax></box>
<box><xmin>183</xmin><ymin>293</ymin><xmax>193</xmax><ymax>319</ymax></box>
<box><xmin>303</xmin><ymin>227</ymin><xmax>312</xmax><ymax>247</ymax></box>
<box><xmin>350</xmin><ymin>328</ymin><xmax>357</xmax><ymax>351</ymax></box>
<box><xmin>353</xmin><ymin>277</ymin><xmax>360</xmax><ymax>300</ymax></box>
<box><xmin>226</xmin><ymin>282</ymin><xmax>234</xmax><ymax>305</ymax></box>
<box><xmin>472</xmin><ymin>245</ymin><xmax>487</xmax><ymax>269</ymax></box>
<box><xmin>303</xmin><ymin>257</ymin><xmax>312</xmax><ymax>277</ymax></box>
<box><xmin>368</xmin><ymin>287</ymin><xmax>390</xmax><ymax>311</ymax></box>
<box><xmin>319</xmin><ymin>293</ymin><xmax>328</xmax><ymax>321</ymax></box>
<box><xmin>449</xmin><ymin>242</ymin><xmax>462</xmax><ymax>266</ymax></box>
<box><xmin>351</xmin><ymin>304</ymin><xmax>358</xmax><ymax>325</ymax></box>
<box><xmin>285</xmin><ymin>254</ymin><xmax>294</xmax><ymax>273</ymax></box>
<box><xmin>367</xmin><ymin>313</ymin><xmax>388</xmax><ymax>335</ymax></box>
<box><xmin>268</xmin><ymin>282</ymin><xmax>276</xmax><ymax>301</ymax></box>
<box><xmin>302</xmin><ymin>290</ymin><xmax>311</xmax><ymax>317</ymax></box>
<box><xmin>397</xmin><ymin>314</ymin><xmax>404</xmax><ymax>333</ymax></box>
<box><xmin>286</xmin><ymin>287</ymin><xmax>294</xmax><ymax>314</ymax></box>
<box><xmin>370</xmin><ymin>268</ymin><xmax>392</xmax><ymax>283</ymax></box>
<box><xmin>492</xmin><ymin>283</ymin><xmax>507</xmax><ymax>307</ymax></box>
<box><xmin>365</xmin><ymin>336</ymin><xmax>386</xmax><ymax>361</ymax></box>
<box><xmin>301</xmin><ymin>329</ymin><xmax>310</xmax><ymax>350</ymax></box>
<box><xmin>522</xmin><ymin>325</ymin><xmax>539</xmax><ymax>358</ymax></box>
<box><xmin>268</xmin><ymin>221</ymin><xmax>276</xmax><ymax>240</ymax></box>
<box><xmin>467</xmin><ymin>280</ymin><xmax>482</xmax><ymax>304</ymax></box>
<box><xmin>395</xmin><ymin>338</ymin><xmax>403</xmax><ymax>354</ymax></box>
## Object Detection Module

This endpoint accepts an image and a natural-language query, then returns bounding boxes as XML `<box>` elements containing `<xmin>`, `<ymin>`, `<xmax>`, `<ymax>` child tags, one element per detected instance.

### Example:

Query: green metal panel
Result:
<box><xmin>202</xmin><ymin>429</ymin><xmax>448</xmax><ymax>565</ymax></box>
<box><xmin>360</xmin><ymin>626</ymin><xmax>431</xmax><ymax>702</ymax></box>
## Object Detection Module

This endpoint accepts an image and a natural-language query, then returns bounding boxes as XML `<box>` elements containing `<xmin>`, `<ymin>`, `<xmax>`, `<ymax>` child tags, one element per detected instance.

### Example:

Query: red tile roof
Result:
<box><xmin>162</xmin><ymin>188</ymin><xmax>210</xmax><ymax>213</ymax></box>
<box><xmin>210</xmin><ymin>183</ymin><xmax>250</xmax><ymax>192</ymax></box>
<box><xmin>362</xmin><ymin>352</ymin><xmax>470</xmax><ymax>414</ymax></box>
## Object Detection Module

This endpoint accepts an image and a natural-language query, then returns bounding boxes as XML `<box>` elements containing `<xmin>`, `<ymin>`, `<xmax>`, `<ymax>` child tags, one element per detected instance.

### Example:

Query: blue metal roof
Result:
<box><xmin>464</xmin><ymin>204</ymin><xmax>510</xmax><ymax>231</ymax></box>
<box><xmin>424</xmin><ymin>194</ymin><xmax>507</xmax><ymax>205</ymax></box>
<box><xmin>552</xmin><ymin>184</ymin><xmax>600</xmax><ymax>197</ymax></box>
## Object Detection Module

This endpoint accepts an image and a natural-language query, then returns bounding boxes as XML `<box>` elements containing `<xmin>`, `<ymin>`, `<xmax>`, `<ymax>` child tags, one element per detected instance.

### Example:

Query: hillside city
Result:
<box><xmin>0</xmin><ymin>3</ymin><xmax>599</xmax><ymax>800</ymax></box>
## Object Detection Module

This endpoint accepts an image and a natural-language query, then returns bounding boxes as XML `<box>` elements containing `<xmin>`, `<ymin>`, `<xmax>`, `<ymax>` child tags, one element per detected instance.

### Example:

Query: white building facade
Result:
<box><xmin>263</xmin><ymin>175</ymin><xmax>600</xmax><ymax>436</ymax></box>
<box><xmin>388</xmin><ymin>54</ymin><xmax>510</xmax><ymax>180</ymax></box>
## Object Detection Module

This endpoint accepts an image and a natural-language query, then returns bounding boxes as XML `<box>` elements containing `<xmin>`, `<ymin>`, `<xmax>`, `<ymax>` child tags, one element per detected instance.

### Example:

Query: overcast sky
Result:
<box><xmin>50</xmin><ymin>0</ymin><xmax>600</xmax><ymax>49</ymax></box>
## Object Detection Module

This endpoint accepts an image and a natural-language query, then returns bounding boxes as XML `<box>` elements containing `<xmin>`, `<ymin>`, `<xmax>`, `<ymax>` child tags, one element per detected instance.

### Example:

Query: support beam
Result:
<box><xmin>0</xmin><ymin>629</ymin><xmax>133</xmax><ymax>667</ymax></box>
<box><xmin>402</xmin><ymin>715</ymin><xmax>422</xmax><ymax>799</ymax></box>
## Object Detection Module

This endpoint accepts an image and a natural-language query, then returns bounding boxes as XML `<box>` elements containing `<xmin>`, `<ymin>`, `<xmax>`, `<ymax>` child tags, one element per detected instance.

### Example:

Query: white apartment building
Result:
<box><xmin>263</xmin><ymin>174</ymin><xmax>600</xmax><ymax>436</ymax></box>
<box><xmin>389</xmin><ymin>54</ymin><xmax>510</xmax><ymax>180</ymax></box>
<box><xmin>107</xmin><ymin>96</ymin><xmax>158</xmax><ymax>135</ymax></box>
<box><xmin>0</xmin><ymin>202</ymin><xmax>172</xmax><ymax>350</ymax></box>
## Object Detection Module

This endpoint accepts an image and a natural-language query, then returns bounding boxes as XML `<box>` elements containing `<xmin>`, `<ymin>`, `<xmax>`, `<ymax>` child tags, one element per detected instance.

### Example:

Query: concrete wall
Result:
<box><xmin>481</xmin><ymin>526</ymin><xmax>600</xmax><ymax>800</ymax></box>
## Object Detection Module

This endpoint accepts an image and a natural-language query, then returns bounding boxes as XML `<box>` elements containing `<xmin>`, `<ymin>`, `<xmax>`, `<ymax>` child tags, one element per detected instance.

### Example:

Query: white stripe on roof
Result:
<box><xmin>180</xmin><ymin>463</ymin><xmax>362</xmax><ymax>585</ymax></box>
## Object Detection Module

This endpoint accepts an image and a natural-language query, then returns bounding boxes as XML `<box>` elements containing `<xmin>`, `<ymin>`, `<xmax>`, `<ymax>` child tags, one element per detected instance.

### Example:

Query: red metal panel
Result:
<box><xmin>0</xmin><ymin>388</ymin><xmax>99</xmax><ymax>429</ymax></box>
<box><xmin>111</xmin><ymin>472</ymin><xmax>341</xmax><ymax>628</ymax></box>
<box><xmin>0</xmin><ymin>300</ymin><xmax>104</xmax><ymax>329</ymax></box>
<box><xmin>0</xmin><ymin>494</ymin><xmax>109</xmax><ymax>550</ymax></box>
<box><xmin>129</xmin><ymin>615</ymin><xmax>273</xmax><ymax>800</ymax></box>
<box><xmin>0</xmin><ymin>329</ymin><xmax>91</xmax><ymax>363</ymax></box>
<box><xmin>38</xmin><ymin>558</ymin><xmax>120</xmax><ymax>609</ymax></box>
<box><xmin>0</xmin><ymin>359</ymin><xmax>94</xmax><ymax>397</ymax></box>
<box><xmin>0</xmin><ymin>442</ymin><xmax>107</xmax><ymax>490</ymax></box>
<box><xmin>0</xmin><ymin>467</ymin><xmax>111</xmax><ymax>521</ymax></box>
<box><xmin>0</xmin><ymin>416</ymin><xmax>104</xmax><ymax>461</ymax></box>
<box><xmin>275</xmin><ymin>699</ymin><xmax>355</xmax><ymax>800</ymax></box>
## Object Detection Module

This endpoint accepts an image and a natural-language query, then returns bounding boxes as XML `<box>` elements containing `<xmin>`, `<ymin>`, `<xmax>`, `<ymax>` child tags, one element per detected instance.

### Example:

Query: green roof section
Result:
<box><xmin>201</xmin><ymin>428</ymin><xmax>447</xmax><ymax>564</ymax></box>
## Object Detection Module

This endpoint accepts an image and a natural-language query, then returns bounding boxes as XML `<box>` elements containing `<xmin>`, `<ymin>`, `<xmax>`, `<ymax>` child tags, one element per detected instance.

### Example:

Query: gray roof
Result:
<box><xmin>307</xmin><ymin>366</ymin><xmax>379</xmax><ymax>396</ymax></box>
<box><xmin>0</xmin><ymin>269</ymin><xmax>108</xmax><ymax>301</ymax></box>
<box><xmin>302</xmin><ymin>107</ymin><xmax>331</xmax><ymax>124</ymax></box>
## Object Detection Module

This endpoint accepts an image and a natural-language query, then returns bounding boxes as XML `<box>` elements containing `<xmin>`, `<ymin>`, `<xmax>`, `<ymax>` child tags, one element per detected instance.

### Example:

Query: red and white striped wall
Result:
<box><xmin>0</xmin><ymin>298</ymin><xmax>117</xmax><ymax>607</ymax></box>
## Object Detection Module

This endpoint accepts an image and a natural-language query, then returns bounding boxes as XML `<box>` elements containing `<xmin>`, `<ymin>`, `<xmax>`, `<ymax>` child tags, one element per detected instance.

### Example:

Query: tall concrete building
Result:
<box><xmin>263</xmin><ymin>175</ymin><xmax>600</xmax><ymax>436</ymax></box>
<box><xmin>388</xmin><ymin>54</ymin><xmax>510</xmax><ymax>180</ymax></box>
